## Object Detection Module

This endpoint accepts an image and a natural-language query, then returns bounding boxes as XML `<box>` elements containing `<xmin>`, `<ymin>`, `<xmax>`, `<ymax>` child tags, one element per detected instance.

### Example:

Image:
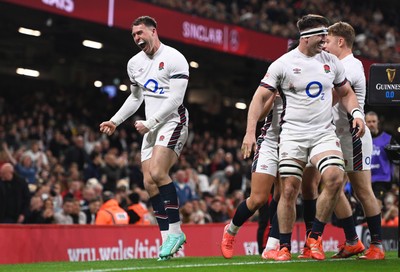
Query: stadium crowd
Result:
<box><xmin>0</xmin><ymin>86</ymin><xmax>252</xmax><ymax>225</ymax></box>
<box><xmin>146</xmin><ymin>0</ymin><xmax>400</xmax><ymax>62</ymax></box>
<box><xmin>0</xmin><ymin>84</ymin><xmax>398</xmax><ymax>226</ymax></box>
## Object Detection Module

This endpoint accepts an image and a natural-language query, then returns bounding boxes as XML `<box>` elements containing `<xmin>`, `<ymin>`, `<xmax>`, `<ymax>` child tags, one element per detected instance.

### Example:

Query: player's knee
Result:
<box><xmin>280</xmin><ymin>181</ymin><xmax>300</xmax><ymax>200</ymax></box>
<box><xmin>149</xmin><ymin>168</ymin><xmax>167</xmax><ymax>184</ymax></box>
<box><xmin>248</xmin><ymin>194</ymin><xmax>268</xmax><ymax>209</ymax></box>
<box><xmin>322</xmin><ymin>172</ymin><xmax>344</xmax><ymax>194</ymax></box>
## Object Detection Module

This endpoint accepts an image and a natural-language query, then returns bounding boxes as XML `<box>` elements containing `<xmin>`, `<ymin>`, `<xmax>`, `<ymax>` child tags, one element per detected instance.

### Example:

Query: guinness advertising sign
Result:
<box><xmin>368</xmin><ymin>63</ymin><xmax>400</xmax><ymax>105</ymax></box>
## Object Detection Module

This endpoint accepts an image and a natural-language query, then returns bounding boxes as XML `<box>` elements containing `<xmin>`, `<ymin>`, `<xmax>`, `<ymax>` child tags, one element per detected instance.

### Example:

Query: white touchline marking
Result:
<box><xmin>68</xmin><ymin>258</ymin><xmax>354</xmax><ymax>272</ymax></box>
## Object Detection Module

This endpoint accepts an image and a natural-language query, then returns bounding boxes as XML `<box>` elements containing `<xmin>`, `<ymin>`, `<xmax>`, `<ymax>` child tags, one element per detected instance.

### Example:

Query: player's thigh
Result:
<box><xmin>150</xmin><ymin>145</ymin><xmax>179</xmax><ymax>178</ymax></box>
<box><xmin>340</xmin><ymin>127</ymin><xmax>373</xmax><ymax>172</ymax></box>
<box><xmin>348</xmin><ymin>170</ymin><xmax>374</xmax><ymax>197</ymax></box>
<box><xmin>310</xmin><ymin>132</ymin><xmax>344</xmax><ymax>176</ymax></box>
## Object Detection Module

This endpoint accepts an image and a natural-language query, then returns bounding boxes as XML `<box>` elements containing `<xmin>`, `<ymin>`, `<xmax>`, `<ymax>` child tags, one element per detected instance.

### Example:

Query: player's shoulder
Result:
<box><xmin>343</xmin><ymin>54</ymin><xmax>363</xmax><ymax>68</ymax></box>
<box><xmin>319</xmin><ymin>50</ymin><xmax>339</xmax><ymax>63</ymax></box>
<box><xmin>127</xmin><ymin>51</ymin><xmax>145</xmax><ymax>67</ymax></box>
<box><xmin>162</xmin><ymin>44</ymin><xmax>188</xmax><ymax>62</ymax></box>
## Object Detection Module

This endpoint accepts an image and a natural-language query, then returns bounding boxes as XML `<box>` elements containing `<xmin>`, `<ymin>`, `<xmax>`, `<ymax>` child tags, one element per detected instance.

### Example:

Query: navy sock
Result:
<box><xmin>232</xmin><ymin>200</ymin><xmax>255</xmax><ymax>227</ymax></box>
<box><xmin>303</xmin><ymin>199</ymin><xmax>317</xmax><ymax>235</ymax></box>
<box><xmin>159</xmin><ymin>183</ymin><xmax>180</xmax><ymax>224</ymax></box>
<box><xmin>338</xmin><ymin>216</ymin><xmax>358</xmax><ymax>242</ymax></box>
<box><xmin>268</xmin><ymin>198</ymin><xmax>278</xmax><ymax>224</ymax></box>
<box><xmin>310</xmin><ymin>218</ymin><xmax>326</xmax><ymax>240</ymax></box>
<box><xmin>150</xmin><ymin>194</ymin><xmax>169</xmax><ymax>231</ymax></box>
<box><xmin>280</xmin><ymin>233</ymin><xmax>292</xmax><ymax>251</ymax></box>
<box><xmin>269</xmin><ymin>213</ymin><xmax>279</xmax><ymax>239</ymax></box>
<box><xmin>366</xmin><ymin>214</ymin><xmax>382</xmax><ymax>244</ymax></box>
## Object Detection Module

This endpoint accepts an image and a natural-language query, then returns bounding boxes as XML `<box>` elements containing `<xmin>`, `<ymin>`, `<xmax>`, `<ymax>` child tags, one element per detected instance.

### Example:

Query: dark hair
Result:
<box><xmin>328</xmin><ymin>22</ymin><xmax>355</xmax><ymax>49</ymax></box>
<box><xmin>132</xmin><ymin>16</ymin><xmax>157</xmax><ymax>29</ymax></box>
<box><xmin>128</xmin><ymin>192</ymin><xmax>140</xmax><ymax>204</ymax></box>
<box><xmin>288</xmin><ymin>40</ymin><xmax>299</xmax><ymax>51</ymax></box>
<box><xmin>297</xmin><ymin>14</ymin><xmax>329</xmax><ymax>32</ymax></box>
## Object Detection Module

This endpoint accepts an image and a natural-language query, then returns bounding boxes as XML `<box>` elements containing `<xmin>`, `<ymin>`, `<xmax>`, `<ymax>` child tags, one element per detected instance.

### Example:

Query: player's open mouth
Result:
<box><xmin>138</xmin><ymin>40</ymin><xmax>146</xmax><ymax>49</ymax></box>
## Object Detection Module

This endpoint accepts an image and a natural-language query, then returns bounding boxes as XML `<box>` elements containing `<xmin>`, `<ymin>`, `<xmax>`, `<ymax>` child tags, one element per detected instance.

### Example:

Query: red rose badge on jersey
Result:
<box><xmin>324</xmin><ymin>64</ymin><xmax>331</xmax><ymax>73</ymax></box>
<box><xmin>159</xmin><ymin>62</ymin><xmax>164</xmax><ymax>70</ymax></box>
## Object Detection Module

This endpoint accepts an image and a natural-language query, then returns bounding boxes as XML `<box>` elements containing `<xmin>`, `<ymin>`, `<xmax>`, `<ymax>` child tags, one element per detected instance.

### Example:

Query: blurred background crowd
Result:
<box><xmin>148</xmin><ymin>0</ymin><xmax>400</xmax><ymax>62</ymax></box>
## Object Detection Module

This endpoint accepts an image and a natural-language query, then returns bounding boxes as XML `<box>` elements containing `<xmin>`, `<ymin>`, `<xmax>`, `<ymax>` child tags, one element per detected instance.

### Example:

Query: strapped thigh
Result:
<box><xmin>279</xmin><ymin>159</ymin><xmax>304</xmax><ymax>181</ymax></box>
<box><xmin>316</xmin><ymin>155</ymin><xmax>345</xmax><ymax>174</ymax></box>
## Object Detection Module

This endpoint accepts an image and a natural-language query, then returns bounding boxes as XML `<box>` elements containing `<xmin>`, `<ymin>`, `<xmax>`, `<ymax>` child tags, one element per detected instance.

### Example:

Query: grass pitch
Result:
<box><xmin>1</xmin><ymin>251</ymin><xmax>399</xmax><ymax>272</ymax></box>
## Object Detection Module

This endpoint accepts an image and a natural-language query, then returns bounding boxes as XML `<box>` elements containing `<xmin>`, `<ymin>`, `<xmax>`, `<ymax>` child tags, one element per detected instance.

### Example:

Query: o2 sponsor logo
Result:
<box><xmin>144</xmin><ymin>79</ymin><xmax>165</xmax><ymax>94</ymax></box>
<box><xmin>305</xmin><ymin>81</ymin><xmax>323</xmax><ymax>98</ymax></box>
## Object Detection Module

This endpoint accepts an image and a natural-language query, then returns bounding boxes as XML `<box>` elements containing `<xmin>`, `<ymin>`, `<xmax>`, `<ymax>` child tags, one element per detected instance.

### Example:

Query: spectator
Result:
<box><xmin>381</xmin><ymin>191</ymin><xmax>399</xmax><ymax>227</ymax></box>
<box><xmin>83</xmin><ymin>151</ymin><xmax>104</xmax><ymax>182</ymax></box>
<box><xmin>70</xmin><ymin>198</ymin><xmax>86</xmax><ymax>224</ymax></box>
<box><xmin>63</xmin><ymin>135</ymin><xmax>90</xmax><ymax>172</ymax></box>
<box><xmin>61</xmin><ymin>180</ymin><xmax>83</xmax><ymax>201</ymax></box>
<box><xmin>126</xmin><ymin>192</ymin><xmax>151</xmax><ymax>225</ymax></box>
<box><xmin>173</xmin><ymin>169</ymin><xmax>195</xmax><ymax>207</ymax></box>
<box><xmin>3</xmin><ymin>142</ymin><xmax>38</xmax><ymax>185</ymax></box>
<box><xmin>365</xmin><ymin>111</ymin><xmax>398</xmax><ymax>204</ymax></box>
<box><xmin>54</xmin><ymin>197</ymin><xmax>75</xmax><ymax>224</ymax></box>
<box><xmin>180</xmin><ymin>200</ymin><xmax>195</xmax><ymax>224</ymax></box>
<box><xmin>0</xmin><ymin>163</ymin><xmax>31</xmax><ymax>223</ymax></box>
<box><xmin>24</xmin><ymin>195</ymin><xmax>54</xmax><ymax>224</ymax></box>
<box><xmin>84</xmin><ymin>197</ymin><xmax>101</xmax><ymax>224</ymax></box>
<box><xmin>208</xmin><ymin>198</ymin><xmax>229</xmax><ymax>223</ymax></box>
<box><xmin>23</xmin><ymin>140</ymin><xmax>49</xmax><ymax>171</ymax></box>
<box><xmin>190</xmin><ymin>198</ymin><xmax>207</xmax><ymax>224</ymax></box>
<box><xmin>95</xmin><ymin>191</ymin><xmax>129</xmax><ymax>225</ymax></box>
<box><xmin>80</xmin><ymin>186</ymin><xmax>97</xmax><ymax>212</ymax></box>
<box><xmin>99</xmin><ymin>151</ymin><xmax>128</xmax><ymax>192</ymax></box>
<box><xmin>48</xmin><ymin>130</ymin><xmax>69</xmax><ymax>159</ymax></box>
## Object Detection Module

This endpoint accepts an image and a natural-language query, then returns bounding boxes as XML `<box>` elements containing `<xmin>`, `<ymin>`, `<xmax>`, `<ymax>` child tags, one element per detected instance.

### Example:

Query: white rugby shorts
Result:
<box><xmin>141</xmin><ymin>121</ymin><xmax>188</xmax><ymax>162</ymax></box>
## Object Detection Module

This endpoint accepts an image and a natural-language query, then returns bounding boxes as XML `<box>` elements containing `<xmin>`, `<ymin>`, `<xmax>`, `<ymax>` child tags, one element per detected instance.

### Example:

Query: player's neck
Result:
<box><xmin>338</xmin><ymin>49</ymin><xmax>352</xmax><ymax>60</ymax></box>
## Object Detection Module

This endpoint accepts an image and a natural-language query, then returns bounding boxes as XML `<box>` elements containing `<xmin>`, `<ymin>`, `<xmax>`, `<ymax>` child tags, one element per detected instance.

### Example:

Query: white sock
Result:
<box><xmin>228</xmin><ymin>222</ymin><xmax>240</xmax><ymax>235</ymax></box>
<box><xmin>169</xmin><ymin>222</ymin><xmax>182</xmax><ymax>234</ymax></box>
<box><xmin>161</xmin><ymin>230</ymin><xmax>169</xmax><ymax>244</ymax></box>
<box><xmin>265</xmin><ymin>237</ymin><xmax>280</xmax><ymax>251</ymax></box>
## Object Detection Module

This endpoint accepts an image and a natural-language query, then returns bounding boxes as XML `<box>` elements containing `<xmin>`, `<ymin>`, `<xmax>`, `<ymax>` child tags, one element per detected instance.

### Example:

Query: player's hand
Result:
<box><xmin>134</xmin><ymin>120</ymin><xmax>150</xmax><ymax>135</ymax></box>
<box><xmin>352</xmin><ymin>118</ymin><xmax>365</xmax><ymax>138</ymax></box>
<box><xmin>241</xmin><ymin>133</ymin><xmax>256</xmax><ymax>159</ymax></box>
<box><xmin>99</xmin><ymin>121</ymin><xmax>116</xmax><ymax>136</ymax></box>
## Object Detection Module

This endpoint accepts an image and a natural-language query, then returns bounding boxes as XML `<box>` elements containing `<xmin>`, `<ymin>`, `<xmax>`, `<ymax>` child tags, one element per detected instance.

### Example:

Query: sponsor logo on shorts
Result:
<box><xmin>260</xmin><ymin>164</ymin><xmax>268</xmax><ymax>170</ymax></box>
<box><xmin>177</xmin><ymin>142</ymin><xmax>183</xmax><ymax>150</ymax></box>
<box><xmin>281</xmin><ymin>152</ymin><xmax>288</xmax><ymax>158</ymax></box>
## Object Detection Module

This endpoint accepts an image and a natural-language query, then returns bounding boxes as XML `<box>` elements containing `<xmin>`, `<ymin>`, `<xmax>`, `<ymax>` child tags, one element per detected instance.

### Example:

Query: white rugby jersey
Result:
<box><xmin>332</xmin><ymin>54</ymin><xmax>366</xmax><ymax>128</ymax></box>
<box><xmin>261</xmin><ymin>48</ymin><xmax>347</xmax><ymax>134</ymax></box>
<box><xmin>127</xmin><ymin>43</ymin><xmax>189</xmax><ymax>125</ymax></box>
